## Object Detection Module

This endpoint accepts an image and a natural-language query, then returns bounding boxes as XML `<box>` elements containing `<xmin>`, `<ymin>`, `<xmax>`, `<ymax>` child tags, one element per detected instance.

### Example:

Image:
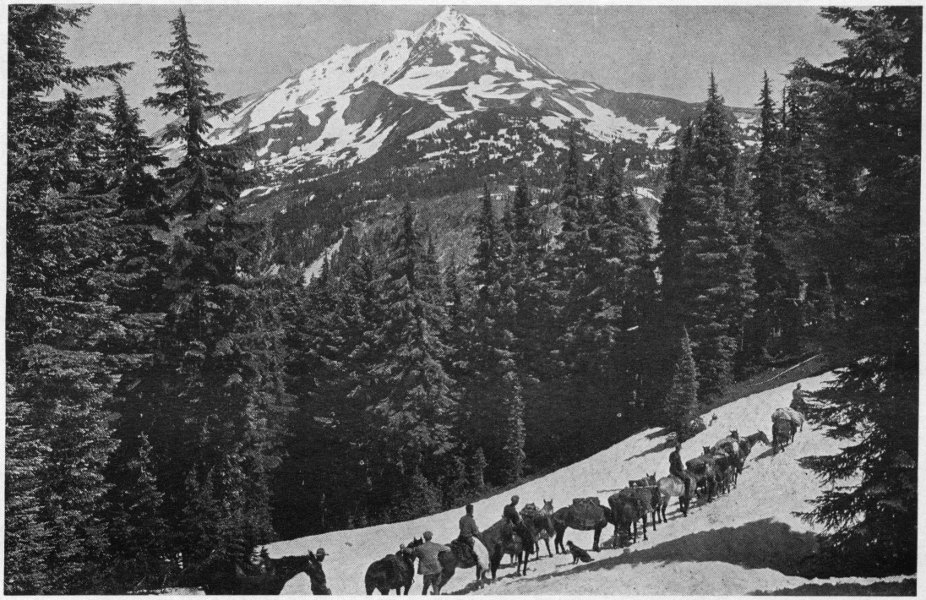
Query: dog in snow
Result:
<box><xmin>566</xmin><ymin>541</ymin><xmax>593</xmax><ymax>564</ymax></box>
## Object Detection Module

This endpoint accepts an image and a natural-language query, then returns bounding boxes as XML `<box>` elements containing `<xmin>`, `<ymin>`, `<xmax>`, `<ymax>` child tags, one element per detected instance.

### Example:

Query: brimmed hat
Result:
<box><xmin>511</xmin><ymin>494</ymin><xmax>519</xmax><ymax>502</ymax></box>
<box><xmin>315</xmin><ymin>548</ymin><xmax>326</xmax><ymax>557</ymax></box>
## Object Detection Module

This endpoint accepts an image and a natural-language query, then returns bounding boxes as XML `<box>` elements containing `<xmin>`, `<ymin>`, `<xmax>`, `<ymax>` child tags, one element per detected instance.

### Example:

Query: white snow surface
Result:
<box><xmin>302</xmin><ymin>234</ymin><xmax>345</xmax><ymax>286</ymax></box>
<box><xmin>267</xmin><ymin>373</ymin><xmax>903</xmax><ymax>595</ymax></box>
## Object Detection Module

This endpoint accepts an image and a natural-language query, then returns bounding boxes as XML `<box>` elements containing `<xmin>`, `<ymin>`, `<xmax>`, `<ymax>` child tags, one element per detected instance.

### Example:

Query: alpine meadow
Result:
<box><xmin>5</xmin><ymin>5</ymin><xmax>919</xmax><ymax>595</ymax></box>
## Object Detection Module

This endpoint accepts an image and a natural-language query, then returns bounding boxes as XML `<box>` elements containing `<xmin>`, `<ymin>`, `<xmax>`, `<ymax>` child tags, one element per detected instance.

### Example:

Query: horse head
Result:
<box><xmin>542</xmin><ymin>499</ymin><xmax>554</xmax><ymax>515</ymax></box>
<box><xmin>702</xmin><ymin>446</ymin><xmax>713</xmax><ymax>455</ymax></box>
<box><xmin>730</xmin><ymin>429</ymin><xmax>739</xmax><ymax>439</ymax></box>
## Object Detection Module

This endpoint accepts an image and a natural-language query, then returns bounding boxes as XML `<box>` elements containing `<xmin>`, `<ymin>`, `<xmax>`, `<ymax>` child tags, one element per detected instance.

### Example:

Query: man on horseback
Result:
<box><xmin>458</xmin><ymin>504</ymin><xmax>485</xmax><ymax>570</ymax></box>
<box><xmin>309</xmin><ymin>548</ymin><xmax>331</xmax><ymax>595</ymax></box>
<box><xmin>669</xmin><ymin>443</ymin><xmax>691</xmax><ymax>499</ymax></box>
<box><xmin>791</xmin><ymin>383</ymin><xmax>808</xmax><ymax>411</ymax></box>
<box><xmin>503</xmin><ymin>495</ymin><xmax>535</xmax><ymax>555</ymax></box>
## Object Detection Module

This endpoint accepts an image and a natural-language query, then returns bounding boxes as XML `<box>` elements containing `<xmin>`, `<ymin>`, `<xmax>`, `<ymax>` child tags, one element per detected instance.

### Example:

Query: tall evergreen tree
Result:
<box><xmin>364</xmin><ymin>202</ymin><xmax>458</xmax><ymax>508</ymax></box>
<box><xmin>140</xmin><ymin>10</ymin><xmax>289</xmax><ymax>569</ymax></box>
<box><xmin>144</xmin><ymin>9</ymin><xmax>241</xmax><ymax>216</ymax></box>
<box><xmin>657</xmin><ymin>75</ymin><xmax>756</xmax><ymax>399</ymax></box>
<box><xmin>663</xmin><ymin>329</ymin><xmax>700</xmax><ymax>436</ymax></box>
<box><xmin>793</xmin><ymin>7</ymin><xmax>920</xmax><ymax>575</ymax></box>
<box><xmin>7</xmin><ymin>5</ymin><xmax>130</xmax><ymax>592</ymax></box>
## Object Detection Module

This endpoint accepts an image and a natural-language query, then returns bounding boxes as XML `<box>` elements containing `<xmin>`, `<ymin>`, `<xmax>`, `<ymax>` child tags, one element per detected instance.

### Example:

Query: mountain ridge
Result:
<box><xmin>162</xmin><ymin>7</ymin><xmax>757</xmax><ymax>180</ymax></box>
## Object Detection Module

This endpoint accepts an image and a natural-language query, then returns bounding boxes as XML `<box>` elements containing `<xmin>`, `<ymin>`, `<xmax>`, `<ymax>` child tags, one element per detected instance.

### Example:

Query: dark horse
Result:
<box><xmin>482</xmin><ymin>518</ymin><xmax>534</xmax><ymax>578</ymax></box>
<box><xmin>628</xmin><ymin>473</ymin><xmax>663</xmax><ymax>526</ymax></box>
<box><xmin>552</xmin><ymin>499</ymin><xmax>610</xmax><ymax>553</ymax></box>
<box><xmin>521</xmin><ymin>500</ymin><xmax>556</xmax><ymax>559</ymax></box>
<box><xmin>772</xmin><ymin>418</ymin><xmax>795</xmax><ymax>454</ymax></box>
<box><xmin>365</xmin><ymin>540</ymin><xmax>418</xmax><ymax>595</ymax></box>
<box><xmin>188</xmin><ymin>550</ymin><xmax>329</xmax><ymax>595</ymax></box>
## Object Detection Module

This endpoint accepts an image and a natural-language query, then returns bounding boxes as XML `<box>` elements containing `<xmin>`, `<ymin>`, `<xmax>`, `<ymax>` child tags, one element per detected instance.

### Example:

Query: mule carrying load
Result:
<box><xmin>569</xmin><ymin>497</ymin><xmax>604</xmax><ymax>529</ymax></box>
<box><xmin>772</xmin><ymin>407</ymin><xmax>804</xmax><ymax>453</ymax></box>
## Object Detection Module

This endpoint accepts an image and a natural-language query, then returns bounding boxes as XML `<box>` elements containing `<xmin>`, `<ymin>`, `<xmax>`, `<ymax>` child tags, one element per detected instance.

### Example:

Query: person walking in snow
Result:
<box><xmin>669</xmin><ymin>443</ymin><xmax>691</xmax><ymax>499</ymax></box>
<box><xmin>414</xmin><ymin>531</ymin><xmax>450</xmax><ymax>595</ymax></box>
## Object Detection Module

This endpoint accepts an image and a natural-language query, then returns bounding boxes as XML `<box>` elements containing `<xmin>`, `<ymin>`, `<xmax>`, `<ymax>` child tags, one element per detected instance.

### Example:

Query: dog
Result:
<box><xmin>566</xmin><ymin>541</ymin><xmax>593</xmax><ymax>564</ymax></box>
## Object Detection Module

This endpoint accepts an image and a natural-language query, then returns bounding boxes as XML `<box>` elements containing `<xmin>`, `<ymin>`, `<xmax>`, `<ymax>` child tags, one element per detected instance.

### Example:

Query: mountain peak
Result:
<box><xmin>432</xmin><ymin>6</ymin><xmax>470</xmax><ymax>29</ymax></box>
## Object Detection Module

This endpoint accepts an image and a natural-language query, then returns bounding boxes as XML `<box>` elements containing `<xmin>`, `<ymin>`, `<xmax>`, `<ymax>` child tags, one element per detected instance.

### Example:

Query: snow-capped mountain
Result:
<box><xmin>175</xmin><ymin>7</ymin><xmax>752</xmax><ymax>178</ymax></box>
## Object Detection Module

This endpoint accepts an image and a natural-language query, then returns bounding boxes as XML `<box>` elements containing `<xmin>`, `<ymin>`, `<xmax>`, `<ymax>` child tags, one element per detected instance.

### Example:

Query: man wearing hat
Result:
<box><xmin>413</xmin><ymin>531</ymin><xmax>450</xmax><ymax>594</ymax></box>
<box><xmin>502</xmin><ymin>495</ymin><xmax>534</xmax><ymax>555</ymax></box>
<box><xmin>669</xmin><ymin>443</ymin><xmax>690</xmax><ymax>500</ymax></box>
<box><xmin>310</xmin><ymin>547</ymin><xmax>331</xmax><ymax>595</ymax></box>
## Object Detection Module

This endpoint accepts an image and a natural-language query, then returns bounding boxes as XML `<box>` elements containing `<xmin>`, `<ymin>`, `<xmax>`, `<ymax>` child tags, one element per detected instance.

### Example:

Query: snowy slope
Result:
<box><xmin>266</xmin><ymin>373</ymin><xmax>903</xmax><ymax>595</ymax></box>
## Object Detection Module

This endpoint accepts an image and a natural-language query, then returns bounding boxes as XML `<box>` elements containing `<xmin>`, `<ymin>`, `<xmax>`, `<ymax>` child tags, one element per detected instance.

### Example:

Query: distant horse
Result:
<box><xmin>365</xmin><ymin>540</ymin><xmax>418</xmax><ymax>595</ymax></box>
<box><xmin>482</xmin><ymin>518</ymin><xmax>534</xmax><ymax>578</ymax></box>
<box><xmin>552</xmin><ymin>499</ymin><xmax>610</xmax><ymax>553</ymax></box>
<box><xmin>772</xmin><ymin>418</ymin><xmax>795</xmax><ymax>454</ymax></box>
<box><xmin>685</xmin><ymin>455</ymin><xmax>717</xmax><ymax>502</ymax></box>
<box><xmin>656</xmin><ymin>473</ymin><xmax>696</xmax><ymax>519</ymax></box>
<box><xmin>608</xmin><ymin>492</ymin><xmax>649</xmax><ymax>547</ymax></box>
<box><xmin>739</xmin><ymin>430</ymin><xmax>771</xmax><ymax>462</ymax></box>
<box><xmin>704</xmin><ymin>443</ymin><xmax>739</xmax><ymax>492</ymax></box>
<box><xmin>627</xmin><ymin>473</ymin><xmax>663</xmax><ymax>526</ymax></box>
<box><xmin>521</xmin><ymin>500</ymin><xmax>556</xmax><ymax>559</ymax></box>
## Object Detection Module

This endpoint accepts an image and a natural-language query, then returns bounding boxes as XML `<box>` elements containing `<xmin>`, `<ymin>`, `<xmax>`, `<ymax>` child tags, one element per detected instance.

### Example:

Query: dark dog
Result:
<box><xmin>565</xmin><ymin>541</ymin><xmax>593</xmax><ymax>564</ymax></box>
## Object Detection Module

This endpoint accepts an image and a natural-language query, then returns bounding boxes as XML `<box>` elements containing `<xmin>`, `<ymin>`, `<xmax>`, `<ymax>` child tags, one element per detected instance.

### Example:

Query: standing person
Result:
<box><xmin>458</xmin><ymin>504</ymin><xmax>486</xmax><ymax>569</ymax></box>
<box><xmin>414</xmin><ymin>531</ymin><xmax>450</xmax><ymax>595</ymax></box>
<box><xmin>310</xmin><ymin>548</ymin><xmax>332</xmax><ymax>595</ymax></box>
<box><xmin>669</xmin><ymin>443</ymin><xmax>691</xmax><ymax>499</ymax></box>
<box><xmin>502</xmin><ymin>495</ymin><xmax>535</xmax><ymax>554</ymax></box>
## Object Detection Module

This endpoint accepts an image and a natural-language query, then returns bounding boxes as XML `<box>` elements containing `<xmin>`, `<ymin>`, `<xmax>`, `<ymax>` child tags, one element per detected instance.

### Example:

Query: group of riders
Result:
<box><xmin>320</xmin><ymin>383</ymin><xmax>811</xmax><ymax>594</ymax></box>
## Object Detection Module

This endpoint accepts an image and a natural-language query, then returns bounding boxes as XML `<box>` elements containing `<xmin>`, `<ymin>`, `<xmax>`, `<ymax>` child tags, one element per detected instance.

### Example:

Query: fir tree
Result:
<box><xmin>141</xmin><ymin>10</ymin><xmax>288</xmax><ymax>570</ymax></box>
<box><xmin>144</xmin><ymin>9</ymin><xmax>242</xmax><ymax>216</ymax></box>
<box><xmin>663</xmin><ymin>329</ymin><xmax>700</xmax><ymax>437</ymax></box>
<box><xmin>365</xmin><ymin>202</ymin><xmax>458</xmax><ymax>503</ymax></box>
<box><xmin>793</xmin><ymin>7</ymin><xmax>920</xmax><ymax>575</ymax></box>
<box><xmin>7</xmin><ymin>5</ymin><xmax>130</xmax><ymax>592</ymax></box>
<box><xmin>657</xmin><ymin>75</ymin><xmax>756</xmax><ymax>399</ymax></box>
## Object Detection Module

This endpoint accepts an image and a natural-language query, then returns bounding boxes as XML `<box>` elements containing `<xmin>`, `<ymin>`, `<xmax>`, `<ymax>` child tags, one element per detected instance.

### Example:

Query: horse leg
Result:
<box><xmin>554</xmin><ymin>526</ymin><xmax>565</xmax><ymax>554</ymax></box>
<box><xmin>592</xmin><ymin>526</ymin><xmax>601</xmax><ymax>552</ymax></box>
<box><xmin>545</xmin><ymin>538</ymin><xmax>553</xmax><ymax>558</ymax></box>
<box><xmin>642</xmin><ymin>513</ymin><xmax>648</xmax><ymax>541</ymax></box>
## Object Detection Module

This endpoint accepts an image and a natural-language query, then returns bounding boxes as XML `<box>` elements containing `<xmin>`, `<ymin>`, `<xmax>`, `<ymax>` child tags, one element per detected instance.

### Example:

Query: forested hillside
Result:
<box><xmin>5</xmin><ymin>5</ymin><xmax>918</xmax><ymax>594</ymax></box>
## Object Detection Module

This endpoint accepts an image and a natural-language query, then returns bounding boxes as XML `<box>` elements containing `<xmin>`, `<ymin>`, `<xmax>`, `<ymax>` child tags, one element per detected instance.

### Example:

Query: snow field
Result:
<box><xmin>269</xmin><ymin>373</ymin><xmax>902</xmax><ymax>595</ymax></box>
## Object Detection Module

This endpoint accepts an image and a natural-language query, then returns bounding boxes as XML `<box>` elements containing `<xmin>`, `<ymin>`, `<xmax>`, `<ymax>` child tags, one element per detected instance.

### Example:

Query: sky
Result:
<box><xmin>63</xmin><ymin>5</ymin><xmax>850</xmax><ymax>133</ymax></box>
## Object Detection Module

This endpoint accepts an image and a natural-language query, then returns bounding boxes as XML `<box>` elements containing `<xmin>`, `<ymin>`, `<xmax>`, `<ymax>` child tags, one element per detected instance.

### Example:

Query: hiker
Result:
<box><xmin>458</xmin><ymin>504</ymin><xmax>485</xmax><ymax>569</ymax></box>
<box><xmin>669</xmin><ymin>443</ymin><xmax>691</xmax><ymax>499</ymax></box>
<box><xmin>413</xmin><ymin>531</ymin><xmax>450</xmax><ymax>595</ymax></box>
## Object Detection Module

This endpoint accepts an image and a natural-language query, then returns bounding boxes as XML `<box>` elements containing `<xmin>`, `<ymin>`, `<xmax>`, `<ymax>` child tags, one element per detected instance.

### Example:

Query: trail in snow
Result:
<box><xmin>269</xmin><ymin>373</ymin><xmax>898</xmax><ymax>595</ymax></box>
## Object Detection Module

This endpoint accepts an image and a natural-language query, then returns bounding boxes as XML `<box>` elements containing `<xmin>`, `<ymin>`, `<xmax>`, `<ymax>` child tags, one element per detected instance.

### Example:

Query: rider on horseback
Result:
<box><xmin>669</xmin><ymin>443</ymin><xmax>691</xmax><ymax>499</ymax></box>
<box><xmin>503</xmin><ymin>495</ymin><xmax>535</xmax><ymax>554</ymax></box>
<box><xmin>791</xmin><ymin>383</ymin><xmax>808</xmax><ymax>412</ymax></box>
<box><xmin>458</xmin><ymin>504</ymin><xmax>485</xmax><ymax>569</ymax></box>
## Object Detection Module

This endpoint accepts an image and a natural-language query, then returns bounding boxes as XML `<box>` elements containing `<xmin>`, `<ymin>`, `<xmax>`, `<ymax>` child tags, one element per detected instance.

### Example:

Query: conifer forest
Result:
<box><xmin>5</xmin><ymin>5</ymin><xmax>919</xmax><ymax>594</ymax></box>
